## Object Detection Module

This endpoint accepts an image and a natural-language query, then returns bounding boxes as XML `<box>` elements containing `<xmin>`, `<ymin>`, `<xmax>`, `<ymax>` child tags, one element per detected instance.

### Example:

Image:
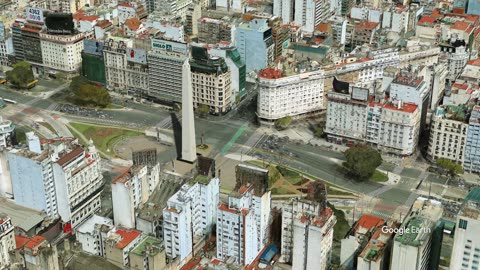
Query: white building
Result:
<box><xmin>163</xmin><ymin>176</ymin><xmax>219</xmax><ymax>261</ymax></box>
<box><xmin>449</xmin><ymin>188</ymin><xmax>480</xmax><ymax>270</ymax></box>
<box><xmin>117</xmin><ymin>3</ymin><xmax>137</xmax><ymax>25</ymax></box>
<box><xmin>39</xmin><ymin>31</ymin><xmax>84</xmax><ymax>73</ymax></box>
<box><xmin>291</xmin><ymin>209</ymin><xmax>335</xmax><ymax>270</ymax></box>
<box><xmin>294</xmin><ymin>0</ymin><xmax>329</xmax><ymax>33</ymax></box>
<box><xmin>112</xmin><ymin>166</ymin><xmax>150</xmax><ymax>229</ymax></box>
<box><xmin>367</xmin><ymin>100</ymin><xmax>421</xmax><ymax>155</ymax></box>
<box><xmin>391</xmin><ymin>198</ymin><xmax>443</xmax><ymax>270</ymax></box>
<box><xmin>105</xmin><ymin>227</ymin><xmax>143</xmax><ymax>268</ymax></box>
<box><xmin>235</xmin><ymin>19</ymin><xmax>274</xmax><ymax>73</ymax></box>
<box><xmin>425</xmin><ymin>63</ymin><xmax>448</xmax><ymax>110</ymax></box>
<box><xmin>53</xmin><ymin>139</ymin><xmax>103</xmax><ymax>228</ymax></box>
<box><xmin>325</xmin><ymin>86</ymin><xmax>369</xmax><ymax>143</ymax></box>
<box><xmin>440</xmin><ymin>41</ymin><xmax>470</xmax><ymax>81</ymax></box>
<box><xmin>464</xmin><ymin>106</ymin><xmax>480</xmax><ymax>173</ymax></box>
<box><xmin>215</xmin><ymin>0</ymin><xmax>242</xmax><ymax>12</ymax></box>
<box><xmin>382</xmin><ymin>5</ymin><xmax>409</xmax><ymax>33</ymax></box>
<box><xmin>351</xmin><ymin>6</ymin><xmax>382</xmax><ymax>22</ymax></box>
<box><xmin>0</xmin><ymin>117</ymin><xmax>14</xmax><ymax>148</ymax></box>
<box><xmin>0</xmin><ymin>214</ymin><xmax>15</xmax><ymax>270</ymax></box>
<box><xmin>76</xmin><ymin>215</ymin><xmax>113</xmax><ymax>256</ymax></box>
<box><xmin>273</xmin><ymin>0</ymin><xmax>293</xmax><ymax>24</ymax></box>
<box><xmin>216</xmin><ymin>185</ymin><xmax>259</xmax><ymax>266</ymax></box>
<box><xmin>257</xmin><ymin>67</ymin><xmax>325</xmax><ymax>125</ymax></box>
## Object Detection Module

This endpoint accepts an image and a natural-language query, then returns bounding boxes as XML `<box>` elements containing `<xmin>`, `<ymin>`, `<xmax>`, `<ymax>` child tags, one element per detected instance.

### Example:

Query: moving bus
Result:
<box><xmin>26</xmin><ymin>80</ymin><xmax>39</xmax><ymax>89</ymax></box>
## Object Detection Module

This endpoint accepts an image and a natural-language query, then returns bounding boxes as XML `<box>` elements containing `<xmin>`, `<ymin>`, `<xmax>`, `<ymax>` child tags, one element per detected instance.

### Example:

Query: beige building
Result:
<box><xmin>40</xmin><ymin>31</ymin><xmax>84</xmax><ymax>73</ymax></box>
<box><xmin>191</xmin><ymin>47</ymin><xmax>232</xmax><ymax>115</ymax></box>
<box><xmin>47</xmin><ymin>0</ymin><xmax>85</xmax><ymax>13</ymax></box>
<box><xmin>13</xmin><ymin>235</ymin><xmax>60</xmax><ymax>270</ymax></box>
<box><xmin>105</xmin><ymin>228</ymin><xmax>143</xmax><ymax>268</ymax></box>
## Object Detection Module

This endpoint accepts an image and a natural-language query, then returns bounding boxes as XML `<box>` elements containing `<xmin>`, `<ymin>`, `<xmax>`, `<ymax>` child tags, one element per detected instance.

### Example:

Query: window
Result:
<box><xmin>459</xmin><ymin>219</ymin><xmax>468</xmax><ymax>230</ymax></box>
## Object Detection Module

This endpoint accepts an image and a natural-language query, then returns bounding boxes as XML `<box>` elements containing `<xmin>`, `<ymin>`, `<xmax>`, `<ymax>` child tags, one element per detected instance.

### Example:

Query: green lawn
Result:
<box><xmin>370</xmin><ymin>170</ymin><xmax>388</xmax><ymax>182</ymax></box>
<box><xmin>106</xmin><ymin>103</ymin><xmax>124</xmax><ymax>109</ymax></box>
<box><xmin>271</xmin><ymin>187</ymin><xmax>295</xmax><ymax>195</ymax></box>
<box><xmin>69</xmin><ymin>122</ymin><xmax>143</xmax><ymax>155</ymax></box>
<box><xmin>277</xmin><ymin>165</ymin><xmax>303</xmax><ymax>185</ymax></box>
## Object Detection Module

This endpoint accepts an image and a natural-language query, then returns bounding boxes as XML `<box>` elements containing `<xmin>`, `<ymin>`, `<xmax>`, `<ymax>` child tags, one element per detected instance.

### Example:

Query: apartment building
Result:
<box><xmin>14</xmin><ymin>235</ymin><xmax>60</xmax><ymax>270</ymax></box>
<box><xmin>52</xmin><ymin>139</ymin><xmax>103</xmax><ymax>228</ymax></box>
<box><xmin>190</xmin><ymin>46</ymin><xmax>232</xmax><ymax>114</ymax></box>
<box><xmin>40</xmin><ymin>31</ymin><xmax>84</xmax><ymax>73</ymax></box>
<box><xmin>439</xmin><ymin>39</ymin><xmax>470</xmax><ymax>81</ymax></box>
<box><xmin>0</xmin><ymin>117</ymin><xmax>14</xmax><ymax>148</ymax></box>
<box><xmin>163</xmin><ymin>176</ymin><xmax>219</xmax><ymax>261</ymax></box>
<box><xmin>197</xmin><ymin>17</ymin><xmax>235</xmax><ymax>44</ymax></box>
<box><xmin>103</xmin><ymin>38</ymin><xmax>149</xmax><ymax>95</ymax></box>
<box><xmin>216</xmin><ymin>185</ymin><xmax>259</xmax><ymax>266</ymax></box>
<box><xmin>366</xmin><ymin>100</ymin><xmax>420</xmax><ymax>155</ymax></box>
<box><xmin>382</xmin><ymin>4</ymin><xmax>409</xmax><ymax>33</ymax></box>
<box><xmin>292</xmin><ymin>207</ymin><xmax>335</xmax><ymax>270</ymax></box>
<box><xmin>357</xmin><ymin>225</ymin><xmax>396</xmax><ymax>270</ymax></box>
<box><xmin>0</xmin><ymin>214</ymin><xmax>15</xmax><ymax>270</ymax></box>
<box><xmin>427</xmin><ymin>105</ymin><xmax>468</xmax><ymax>163</ymax></box>
<box><xmin>147</xmin><ymin>38</ymin><xmax>188</xmax><ymax>103</ymax></box>
<box><xmin>112</xmin><ymin>166</ymin><xmax>150</xmax><ymax>229</ymax></box>
<box><xmin>352</xmin><ymin>21</ymin><xmax>379</xmax><ymax>48</ymax></box>
<box><xmin>449</xmin><ymin>188</ymin><xmax>480</xmax><ymax>270</ymax></box>
<box><xmin>325</xmin><ymin>85</ymin><xmax>369</xmax><ymax>143</ymax></box>
<box><xmin>391</xmin><ymin>198</ymin><xmax>444</xmax><ymax>270</ymax></box>
<box><xmin>463</xmin><ymin>106</ymin><xmax>480</xmax><ymax>173</ymax></box>
<box><xmin>235</xmin><ymin>19</ymin><xmax>274</xmax><ymax>73</ymax></box>
<box><xmin>257</xmin><ymin>67</ymin><xmax>326</xmax><ymax>125</ymax></box>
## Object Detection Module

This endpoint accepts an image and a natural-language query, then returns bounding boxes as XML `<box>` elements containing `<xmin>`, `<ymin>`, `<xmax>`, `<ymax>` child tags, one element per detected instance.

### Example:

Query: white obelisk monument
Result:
<box><xmin>180</xmin><ymin>58</ymin><xmax>197</xmax><ymax>163</ymax></box>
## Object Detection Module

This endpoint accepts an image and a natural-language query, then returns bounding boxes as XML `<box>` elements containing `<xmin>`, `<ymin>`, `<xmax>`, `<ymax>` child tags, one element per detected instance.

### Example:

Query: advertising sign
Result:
<box><xmin>126</xmin><ymin>48</ymin><xmax>147</xmax><ymax>64</ymax></box>
<box><xmin>83</xmin><ymin>39</ymin><xmax>104</xmax><ymax>56</ymax></box>
<box><xmin>45</xmin><ymin>13</ymin><xmax>74</xmax><ymax>35</ymax></box>
<box><xmin>26</xmin><ymin>7</ymin><xmax>44</xmax><ymax>23</ymax></box>
<box><xmin>151</xmin><ymin>39</ymin><xmax>187</xmax><ymax>55</ymax></box>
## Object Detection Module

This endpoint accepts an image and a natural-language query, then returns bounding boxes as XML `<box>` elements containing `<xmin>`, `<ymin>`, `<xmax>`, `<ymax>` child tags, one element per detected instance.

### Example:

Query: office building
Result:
<box><xmin>449</xmin><ymin>188</ymin><xmax>480</xmax><ymax>270</ymax></box>
<box><xmin>147</xmin><ymin>38</ymin><xmax>188</xmax><ymax>103</ymax></box>
<box><xmin>112</xmin><ymin>166</ymin><xmax>150</xmax><ymax>229</ymax></box>
<box><xmin>391</xmin><ymin>198</ymin><xmax>443</xmax><ymax>270</ymax></box>
<box><xmin>257</xmin><ymin>67</ymin><xmax>326</xmax><ymax>125</ymax></box>
<box><xmin>0</xmin><ymin>214</ymin><xmax>15</xmax><ymax>270</ymax></box>
<box><xmin>163</xmin><ymin>176</ymin><xmax>219</xmax><ymax>261</ymax></box>
<box><xmin>103</xmin><ymin>38</ymin><xmax>149</xmax><ymax>95</ymax></box>
<box><xmin>190</xmin><ymin>46</ymin><xmax>232</xmax><ymax>114</ymax></box>
<box><xmin>464</xmin><ymin>106</ymin><xmax>480</xmax><ymax>172</ymax></box>
<box><xmin>235</xmin><ymin>19</ymin><xmax>274</xmax><ymax>73</ymax></box>
<box><xmin>40</xmin><ymin>31</ymin><xmax>85</xmax><ymax>73</ymax></box>
<box><xmin>209</xmin><ymin>44</ymin><xmax>247</xmax><ymax>103</ymax></box>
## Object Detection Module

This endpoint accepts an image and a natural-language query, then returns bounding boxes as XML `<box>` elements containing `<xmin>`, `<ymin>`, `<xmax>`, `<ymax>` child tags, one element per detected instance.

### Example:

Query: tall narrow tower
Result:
<box><xmin>180</xmin><ymin>58</ymin><xmax>197</xmax><ymax>163</ymax></box>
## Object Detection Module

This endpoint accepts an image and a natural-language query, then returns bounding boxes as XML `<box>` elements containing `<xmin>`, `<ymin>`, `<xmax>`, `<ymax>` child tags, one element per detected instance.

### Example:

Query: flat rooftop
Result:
<box><xmin>131</xmin><ymin>236</ymin><xmax>163</xmax><ymax>257</ymax></box>
<box><xmin>394</xmin><ymin>216</ymin><xmax>434</xmax><ymax>247</ymax></box>
<box><xmin>0</xmin><ymin>198</ymin><xmax>46</xmax><ymax>232</ymax></box>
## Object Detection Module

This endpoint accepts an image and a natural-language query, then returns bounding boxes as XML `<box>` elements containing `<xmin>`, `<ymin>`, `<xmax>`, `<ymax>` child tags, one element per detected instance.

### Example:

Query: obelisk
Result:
<box><xmin>180</xmin><ymin>58</ymin><xmax>197</xmax><ymax>163</ymax></box>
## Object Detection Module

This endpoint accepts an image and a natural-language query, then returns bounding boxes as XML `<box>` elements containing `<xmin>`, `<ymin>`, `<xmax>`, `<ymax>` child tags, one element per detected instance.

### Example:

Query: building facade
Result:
<box><xmin>190</xmin><ymin>46</ymin><xmax>232</xmax><ymax>114</ymax></box>
<box><xmin>235</xmin><ymin>19</ymin><xmax>274</xmax><ymax>73</ymax></box>
<box><xmin>257</xmin><ymin>67</ymin><xmax>326</xmax><ymax>125</ymax></box>
<box><xmin>76</xmin><ymin>215</ymin><xmax>113</xmax><ymax>257</ymax></box>
<box><xmin>0</xmin><ymin>214</ymin><xmax>15</xmax><ymax>270</ymax></box>
<box><xmin>39</xmin><ymin>31</ymin><xmax>84</xmax><ymax>73</ymax></box>
<box><xmin>464</xmin><ymin>106</ymin><xmax>480</xmax><ymax>173</ymax></box>
<box><xmin>0</xmin><ymin>117</ymin><xmax>14</xmax><ymax>148</ymax></box>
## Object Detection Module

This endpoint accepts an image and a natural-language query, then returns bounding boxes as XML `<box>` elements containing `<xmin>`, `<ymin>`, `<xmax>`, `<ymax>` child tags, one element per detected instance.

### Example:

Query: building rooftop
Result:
<box><xmin>355</xmin><ymin>21</ymin><xmax>379</xmax><ymax>30</ymax></box>
<box><xmin>465</xmin><ymin>187</ymin><xmax>480</xmax><ymax>204</ymax></box>
<box><xmin>369</xmin><ymin>101</ymin><xmax>418</xmax><ymax>113</ymax></box>
<box><xmin>15</xmin><ymin>235</ymin><xmax>46</xmax><ymax>250</ymax></box>
<box><xmin>114</xmin><ymin>228</ymin><xmax>141</xmax><ymax>249</ymax></box>
<box><xmin>0</xmin><ymin>198</ymin><xmax>46</xmax><ymax>233</ymax></box>
<box><xmin>418</xmin><ymin>16</ymin><xmax>436</xmax><ymax>26</ymax></box>
<box><xmin>394</xmin><ymin>216</ymin><xmax>434</xmax><ymax>247</ymax></box>
<box><xmin>112</xmin><ymin>168</ymin><xmax>132</xmax><ymax>184</ymax></box>
<box><xmin>76</xmin><ymin>215</ymin><xmax>113</xmax><ymax>235</ymax></box>
<box><xmin>125</xmin><ymin>17</ymin><xmax>142</xmax><ymax>31</ymax></box>
<box><xmin>354</xmin><ymin>214</ymin><xmax>384</xmax><ymax>234</ymax></box>
<box><xmin>258</xmin><ymin>67</ymin><xmax>282</xmax><ymax>79</ymax></box>
<box><xmin>130</xmin><ymin>236</ymin><xmax>163</xmax><ymax>256</ymax></box>
<box><xmin>56</xmin><ymin>146</ymin><xmax>84</xmax><ymax>167</ymax></box>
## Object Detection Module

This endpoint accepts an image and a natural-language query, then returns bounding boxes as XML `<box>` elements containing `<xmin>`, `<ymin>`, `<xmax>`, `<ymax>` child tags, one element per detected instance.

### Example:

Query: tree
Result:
<box><xmin>69</xmin><ymin>76</ymin><xmax>110</xmax><ymax>107</ymax></box>
<box><xmin>343</xmin><ymin>145</ymin><xmax>382</xmax><ymax>181</ymax></box>
<box><xmin>197</xmin><ymin>104</ymin><xmax>210</xmax><ymax>117</ymax></box>
<box><xmin>314</xmin><ymin>126</ymin><xmax>324</xmax><ymax>138</ymax></box>
<box><xmin>275</xmin><ymin>116</ymin><xmax>292</xmax><ymax>130</ymax></box>
<box><xmin>6</xmin><ymin>61</ymin><xmax>35</xmax><ymax>88</ymax></box>
<box><xmin>436</xmin><ymin>158</ymin><xmax>464</xmax><ymax>176</ymax></box>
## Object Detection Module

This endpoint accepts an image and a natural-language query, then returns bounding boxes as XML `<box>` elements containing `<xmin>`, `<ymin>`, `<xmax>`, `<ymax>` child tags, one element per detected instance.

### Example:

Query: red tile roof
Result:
<box><xmin>112</xmin><ymin>167</ymin><xmax>132</xmax><ymax>184</ymax></box>
<box><xmin>355</xmin><ymin>214</ymin><xmax>385</xmax><ymax>232</ymax></box>
<box><xmin>125</xmin><ymin>17</ymin><xmax>142</xmax><ymax>31</ymax></box>
<box><xmin>418</xmin><ymin>16</ymin><xmax>436</xmax><ymax>26</ymax></box>
<box><xmin>56</xmin><ymin>146</ymin><xmax>84</xmax><ymax>167</ymax></box>
<box><xmin>15</xmin><ymin>235</ymin><xmax>30</xmax><ymax>249</ymax></box>
<box><xmin>73</xmin><ymin>12</ymin><xmax>99</xmax><ymax>22</ymax></box>
<box><xmin>118</xmin><ymin>2</ymin><xmax>132</xmax><ymax>7</ymax></box>
<box><xmin>355</xmin><ymin>21</ymin><xmax>379</xmax><ymax>30</ymax></box>
<box><xmin>258</xmin><ymin>67</ymin><xmax>282</xmax><ymax>79</ymax></box>
<box><xmin>96</xmin><ymin>20</ymin><xmax>112</xmax><ymax>28</ymax></box>
<box><xmin>452</xmin><ymin>21</ymin><xmax>470</xmax><ymax>31</ymax></box>
<box><xmin>468</xmin><ymin>58</ymin><xmax>480</xmax><ymax>66</ymax></box>
<box><xmin>218</xmin><ymin>203</ymin><xmax>238</xmax><ymax>214</ymax></box>
<box><xmin>115</xmin><ymin>229</ymin><xmax>141</xmax><ymax>249</ymax></box>
<box><xmin>16</xmin><ymin>235</ymin><xmax>46</xmax><ymax>250</ymax></box>
<box><xmin>369</xmin><ymin>101</ymin><xmax>418</xmax><ymax>113</ymax></box>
